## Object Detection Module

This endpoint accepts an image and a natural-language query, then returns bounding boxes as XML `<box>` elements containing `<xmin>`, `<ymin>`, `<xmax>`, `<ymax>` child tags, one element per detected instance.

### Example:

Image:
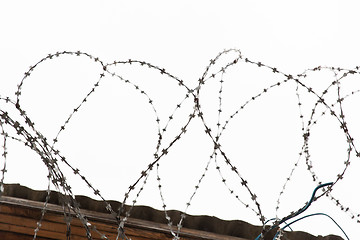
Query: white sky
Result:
<box><xmin>1</xmin><ymin>1</ymin><xmax>360</xmax><ymax>239</ymax></box>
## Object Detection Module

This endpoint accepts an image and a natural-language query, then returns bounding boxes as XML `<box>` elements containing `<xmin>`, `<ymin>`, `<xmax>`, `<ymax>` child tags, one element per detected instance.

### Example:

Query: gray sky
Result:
<box><xmin>1</xmin><ymin>1</ymin><xmax>360</xmax><ymax>239</ymax></box>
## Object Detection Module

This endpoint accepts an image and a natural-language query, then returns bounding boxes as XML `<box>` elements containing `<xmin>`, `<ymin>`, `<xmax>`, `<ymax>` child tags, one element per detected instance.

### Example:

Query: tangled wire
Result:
<box><xmin>0</xmin><ymin>49</ymin><xmax>359</xmax><ymax>239</ymax></box>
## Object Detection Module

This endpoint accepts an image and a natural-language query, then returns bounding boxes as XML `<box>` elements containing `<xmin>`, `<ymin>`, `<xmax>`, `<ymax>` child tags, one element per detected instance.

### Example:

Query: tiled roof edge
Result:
<box><xmin>1</xmin><ymin>184</ymin><xmax>343</xmax><ymax>240</ymax></box>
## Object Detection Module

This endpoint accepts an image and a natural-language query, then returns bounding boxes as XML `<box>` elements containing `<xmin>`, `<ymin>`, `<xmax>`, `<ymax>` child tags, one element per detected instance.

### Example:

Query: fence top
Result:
<box><xmin>1</xmin><ymin>184</ymin><xmax>344</xmax><ymax>240</ymax></box>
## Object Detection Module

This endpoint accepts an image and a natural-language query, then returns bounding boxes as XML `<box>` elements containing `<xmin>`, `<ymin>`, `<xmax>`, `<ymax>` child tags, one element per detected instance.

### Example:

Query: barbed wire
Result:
<box><xmin>0</xmin><ymin>49</ymin><xmax>359</xmax><ymax>239</ymax></box>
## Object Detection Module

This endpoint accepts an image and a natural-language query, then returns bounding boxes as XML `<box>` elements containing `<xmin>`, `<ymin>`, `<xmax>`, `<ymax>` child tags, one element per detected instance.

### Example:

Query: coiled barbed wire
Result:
<box><xmin>0</xmin><ymin>49</ymin><xmax>359</xmax><ymax>239</ymax></box>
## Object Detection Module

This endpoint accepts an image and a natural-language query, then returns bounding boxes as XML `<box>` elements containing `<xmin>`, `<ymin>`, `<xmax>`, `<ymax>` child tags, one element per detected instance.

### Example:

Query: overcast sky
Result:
<box><xmin>1</xmin><ymin>1</ymin><xmax>360</xmax><ymax>239</ymax></box>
